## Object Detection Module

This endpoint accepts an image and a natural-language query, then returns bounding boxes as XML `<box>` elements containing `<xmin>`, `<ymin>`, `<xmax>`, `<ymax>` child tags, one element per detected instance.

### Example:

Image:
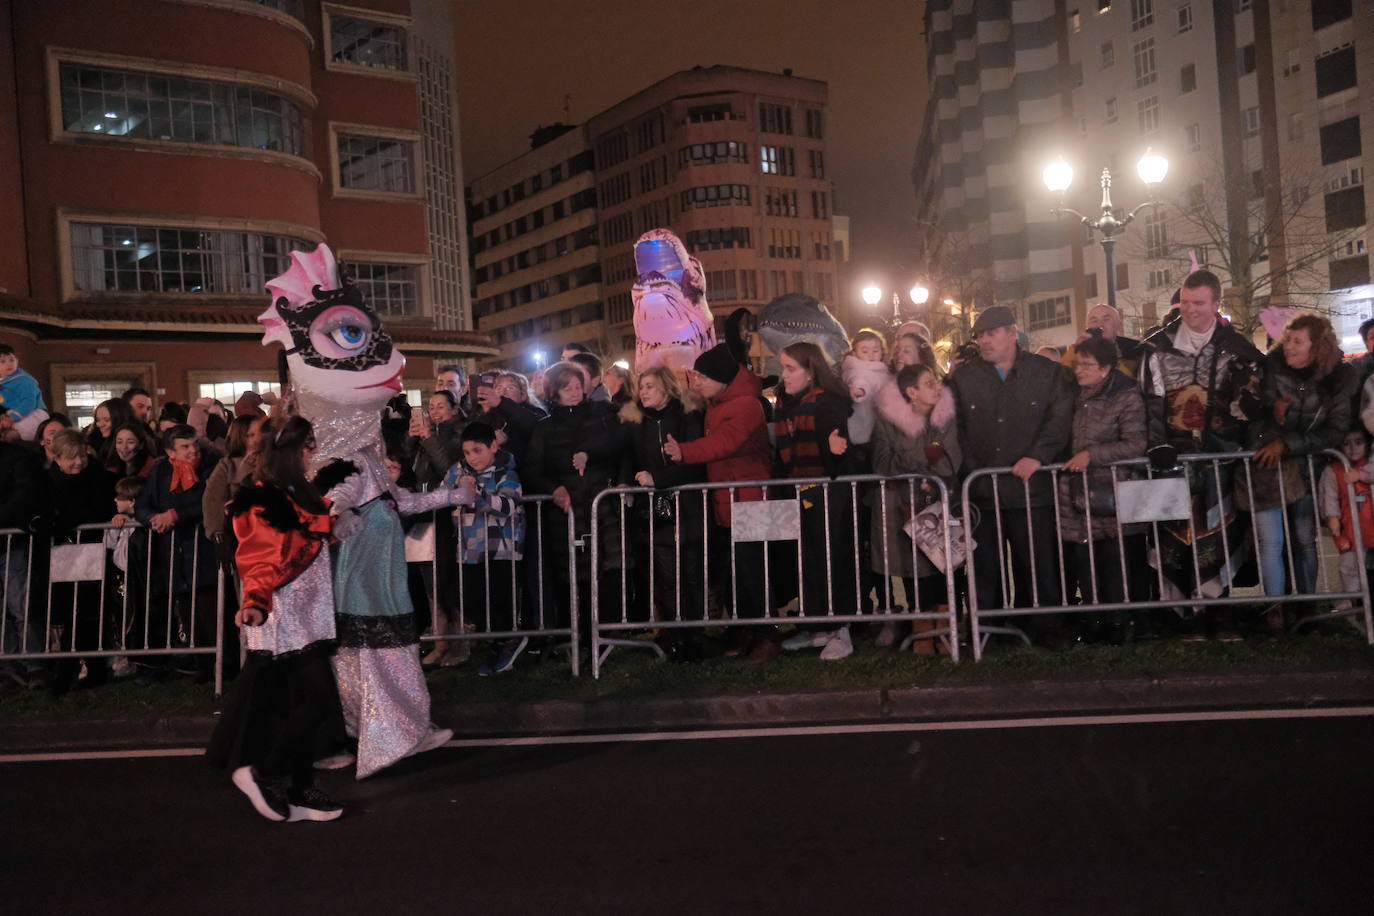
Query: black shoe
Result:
<box><xmin>287</xmin><ymin>786</ymin><xmax>345</xmax><ymax>822</ymax></box>
<box><xmin>232</xmin><ymin>766</ymin><xmax>289</xmax><ymax>822</ymax></box>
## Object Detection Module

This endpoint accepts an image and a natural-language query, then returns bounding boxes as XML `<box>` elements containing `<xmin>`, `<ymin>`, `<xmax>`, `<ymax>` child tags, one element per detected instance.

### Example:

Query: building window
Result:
<box><xmin>336</xmin><ymin>131</ymin><xmax>417</xmax><ymax>193</ymax></box>
<box><xmin>1242</xmin><ymin>106</ymin><xmax>1260</xmax><ymax>138</ymax></box>
<box><xmin>57</xmin><ymin>61</ymin><xmax>304</xmax><ymax>156</ymax></box>
<box><xmin>1330</xmin><ymin>255</ymin><xmax>1370</xmax><ymax>290</ymax></box>
<box><xmin>69</xmin><ymin>221</ymin><xmax>309</xmax><ymax>295</ymax></box>
<box><xmin>1144</xmin><ymin>208</ymin><xmax>1168</xmax><ymax>258</ymax></box>
<box><xmin>1130</xmin><ymin>0</ymin><xmax>1153</xmax><ymax>31</ymax></box>
<box><xmin>811</xmin><ymin>190</ymin><xmax>829</xmax><ymax>219</ymax></box>
<box><xmin>1146</xmin><ymin>268</ymin><xmax>1172</xmax><ymax>289</ymax></box>
<box><xmin>1180</xmin><ymin>63</ymin><xmax>1196</xmax><ymax>93</ymax></box>
<box><xmin>1315</xmin><ymin>46</ymin><xmax>1357</xmax><ymax>98</ymax></box>
<box><xmin>1313</xmin><ymin>0</ymin><xmax>1353</xmax><ymax>31</ymax></box>
<box><xmin>1085</xmin><ymin>273</ymin><xmax>1098</xmax><ymax>299</ymax></box>
<box><xmin>1137</xmin><ymin>96</ymin><xmax>1160</xmax><ymax>135</ymax></box>
<box><xmin>767</xmin><ymin>228</ymin><xmax>802</xmax><ymax>259</ymax></box>
<box><xmin>687</xmin><ymin>103</ymin><xmax>735</xmax><ymax>123</ymax></box>
<box><xmin>1177</xmin><ymin>3</ymin><xmax>1192</xmax><ymax>31</ymax></box>
<box><xmin>1320</xmin><ymin>117</ymin><xmax>1362</xmax><ymax>164</ymax></box>
<box><xmin>1070</xmin><ymin>8</ymin><xmax>1082</xmax><ymax>32</ymax></box>
<box><xmin>684</xmin><ymin>227</ymin><xmax>752</xmax><ymax>251</ymax></box>
<box><xmin>764</xmin><ymin>187</ymin><xmax>798</xmax><ymax>217</ymax></box>
<box><xmin>1026</xmin><ymin>296</ymin><xmax>1071</xmax><ymax>331</ymax></box>
<box><xmin>678</xmin><ymin>140</ymin><xmax>748</xmax><ymax>167</ymax></box>
<box><xmin>1106</xmin><ymin>96</ymin><xmax>1119</xmax><ymax>123</ymax></box>
<box><xmin>759</xmin><ymin>103</ymin><xmax>794</xmax><ymax>135</ymax></box>
<box><xmin>1116</xmin><ymin>262</ymin><xmax>1131</xmax><ymax>290</ymax></box>
<box><xmin>1133</xmin><ymin>38</ymin><xmax>1157</xmax><ymax>88</ymax></box>
<box><xmin>328</xmin><ymin>11</ymin><xmax>408</xmax><ymax>71</ymax></box>
<box><xmin>349</xmin><ymin>261</ymin><xmax>422</xmax><ymax>317</ymax></box>
<box><xmin>808</xmin><ymin>149</ymin><xmax>825</xmax><ymax>179</ymax></box>
<box><xmin>680</xmin><ymin>184</ymin><xmax>751</xmax><ymax>210</ymax></box>
<box><xmin>1325</xmin><ymin>187</ymin><xmax>1367</xmax><ymax>233</ymax></box>
<box><xmin>1101</xmin><ymin>41</ymin><xmax>1115</xmax><ymax>68</ymax></box>
<box><xmin>760</xmin><ymin>145</ymin><xmax>796</xmax><ymax>176</ymax></box>
<box><xmin>804</xmin><ymin>109</ymin><xmax>825</xmax><ymax>139</ymax></box>
<box><xmin>1238</xmin><ymin>43</ymin><xmax>1256</xmax><ymax>76</ymax></box>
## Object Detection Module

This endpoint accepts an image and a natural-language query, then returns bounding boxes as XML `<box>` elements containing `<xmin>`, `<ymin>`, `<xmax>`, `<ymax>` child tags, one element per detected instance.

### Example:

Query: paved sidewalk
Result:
<box><xmin>5</xmin><ymin>668</ymin><xmax>1372</xmax><ymax>755</ymax></box>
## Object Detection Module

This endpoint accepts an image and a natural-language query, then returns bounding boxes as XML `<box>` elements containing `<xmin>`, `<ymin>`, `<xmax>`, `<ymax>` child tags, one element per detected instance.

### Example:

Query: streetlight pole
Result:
<box><xmin>1043</xmin><ymin>149</ymin><xmax>1168</xmax><ymax>311</ymax></box>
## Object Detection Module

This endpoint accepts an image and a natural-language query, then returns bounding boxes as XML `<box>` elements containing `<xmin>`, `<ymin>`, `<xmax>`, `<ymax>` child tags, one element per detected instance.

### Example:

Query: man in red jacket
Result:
<box><xmin>664</xmin><ymin>344</ymin><xmax>778</xmax><ymax>661</ymax></box>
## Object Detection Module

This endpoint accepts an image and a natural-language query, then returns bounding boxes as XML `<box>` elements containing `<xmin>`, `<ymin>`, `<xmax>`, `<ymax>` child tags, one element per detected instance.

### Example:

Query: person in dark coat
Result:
<box><xmin>135</xmin><ymin>423</ymin><xmax>220</xmax><ymax>672</ymax></box>
<box><xmin>773</xmin><ymin>342</ymin><xmax>860</xmax><ymax>661</ymax></box>
<box><xmin>472</xmin><ymin>371</ymin><xmax>547</xmax><ymax>467</ymax></box>
<box><xmin>618</xmin><ymin>366</ymin><xmax>708</xmax><ymax>656</ymax></box>
<box><xmin>1137</xmin><ymin>270</ymin><xmax>1263</xmax><ymax>614</ymax></box>
<box><xmin>0</xmin><ymin>439</ymin><xmax>48</xmax><ymax>687</ymax></box>
<box><xmin>1058</xmin><ymin>335</ymin><xmax>1147</xmax><ymax>641</ymax></box>
<box><xmin>1244</xmin><ymin>314</ymin><xmax>1356</xmax><ymax>610</ymax></box>
<box><xmin>947</xmin><ymin>305</ymin><xmax>1073</xmax><ymax>642</ymax></box>
<box><xmin>45</xmin><ymin>429</ymin><xmax>118</xmax><ymax>694</ymax></box>
<box><xmin>524</xmin><ymin>361</ymin><xmax>629</xmax><ymax>632</ymax></box>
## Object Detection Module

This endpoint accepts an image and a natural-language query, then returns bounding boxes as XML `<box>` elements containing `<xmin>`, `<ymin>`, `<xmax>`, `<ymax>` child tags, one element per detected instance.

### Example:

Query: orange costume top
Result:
<box><xmin>230</xmin><ymin>483</ymin><xmax>335</xmax><ymax>617</ymax></box>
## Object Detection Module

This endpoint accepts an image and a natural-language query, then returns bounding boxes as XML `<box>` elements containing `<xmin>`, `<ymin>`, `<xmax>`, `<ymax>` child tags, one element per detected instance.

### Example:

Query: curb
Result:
<box><xmin>5</xmin><ymin>669</ymin><xmax>1373</xmax><ymax>755</ymax></box>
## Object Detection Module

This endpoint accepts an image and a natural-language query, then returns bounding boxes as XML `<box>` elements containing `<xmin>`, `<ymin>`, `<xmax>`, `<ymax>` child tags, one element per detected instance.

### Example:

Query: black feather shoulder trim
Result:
<box><xmin>312</xmin><ymin>459</ymin><xmax>361</xmax><ymax>495</ymax></box>
<box><xmin>227</xmin><ymin>484</ymin><xmax>304</xmax><ymax>532</ymax></box>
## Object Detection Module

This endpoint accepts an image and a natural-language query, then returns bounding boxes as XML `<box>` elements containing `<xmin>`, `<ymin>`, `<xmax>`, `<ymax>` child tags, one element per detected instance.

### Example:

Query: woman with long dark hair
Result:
<box><xmin>206</xmin><ymin>415</ymin><xmax>348</xmax><ymax>823</ymax></box>
<box><xmin>104</xmin><ymin>422</ymin><xmax>158</xmax><ymax>478</ymax></box>
<box><xmin>773</xmin><ymin>342</ymin><xmax>860</xmax><ymax>661</ymax></box>
<box><xmin>86</xmin><ymin>398</ymin><xmax>136</xmax><ymax>460</ymax></box>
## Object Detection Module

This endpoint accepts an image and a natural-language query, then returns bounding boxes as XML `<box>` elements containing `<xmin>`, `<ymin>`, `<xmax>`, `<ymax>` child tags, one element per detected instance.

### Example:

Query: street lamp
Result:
<box><xmin>861</xmin><ymin>284</ymin><xmax>882</xmax><ymax>307</ymax></box>
<box><xmin>1043</xmin><ymin>148</ymin><xmax>1169</xmax><ymax>309</ymax></box>
<box><xmin>909</xmin><ymin>284</ymin><xmax>930</xmax><ymax>306</ymax></box>
<box><xmin>863</xmin><ymin>283</ymin><xmax>931</xmax><ymax>325</ymax></box>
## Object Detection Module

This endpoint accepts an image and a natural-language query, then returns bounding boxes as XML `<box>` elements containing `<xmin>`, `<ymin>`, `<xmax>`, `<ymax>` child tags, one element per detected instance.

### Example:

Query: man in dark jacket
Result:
<box><xmin>1137</xmin><ymin>269</ymin><xmax>1263</xmax><ymax>611</ymax></box>
<box><xmin>948</xmin><ymin>305</ymin><xmax>1073</xmax><ymax>638</ymax></box>
<box><xmin>0</xmin><ymin>441</ymin><xmax>47</xmax><ymax>686</ymax></box>
<box><xmin>135</xmin><ymin>424</ymin><xmax>220</xmax><ymax>670</ymax></box>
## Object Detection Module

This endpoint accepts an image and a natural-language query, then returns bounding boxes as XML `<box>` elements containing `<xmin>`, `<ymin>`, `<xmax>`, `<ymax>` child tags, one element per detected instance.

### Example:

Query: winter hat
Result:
<box><xmin>693</xmin><ymin>343</ymin><xmax>740</xmax><ymax>385</ymax></box>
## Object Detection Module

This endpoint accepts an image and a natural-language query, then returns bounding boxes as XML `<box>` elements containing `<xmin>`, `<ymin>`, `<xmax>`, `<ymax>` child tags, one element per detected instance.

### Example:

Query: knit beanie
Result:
<box><xmin>693</xmin><ymin>344</ymin><xmax>739</xmax><ymax>385</ymax></box>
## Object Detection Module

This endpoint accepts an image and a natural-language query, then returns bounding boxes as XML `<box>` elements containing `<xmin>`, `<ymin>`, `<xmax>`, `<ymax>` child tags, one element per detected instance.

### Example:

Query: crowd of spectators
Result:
<box><xmin>3</xmin><ymin>267</ymin><xmax>1374</xmax><ymax>692</ymax></box>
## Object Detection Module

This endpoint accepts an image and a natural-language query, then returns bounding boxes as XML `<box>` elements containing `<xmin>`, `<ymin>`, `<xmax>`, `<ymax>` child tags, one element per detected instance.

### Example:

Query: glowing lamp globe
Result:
<box><xmin>1137</xmin><ymin>148</ymin><xmax>1169</xmax><ymax>186</ymax></box>
<box><xmin>909</xmin><ymin>284</ymin><xmax>930</xmax><ymax>305</ymax></box>
<box><xmin>861</xmin><ymin>285</ymin><xmax>883</xmax><ymax>306</ymax></box>
<box><xmin>1043</xmin><ymin>158</ymin><xmax>1074</xmax><ymax>193</ymax></box>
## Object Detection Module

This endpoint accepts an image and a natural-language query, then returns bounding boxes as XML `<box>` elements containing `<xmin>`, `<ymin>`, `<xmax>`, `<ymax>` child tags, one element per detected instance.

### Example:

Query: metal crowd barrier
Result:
<box><xmin>0</xmin><ymin>522</ymin><xmax>225</xmax><ymax>694</ymax></box>
<box><xmin>962</xmin><ymin>448</ymin><xmax>1374</xmax><ymax>660</ymax></box>
<box><xmin>588</xmin><ymin>473</ymin><xmax>962</xmax><ymax>678</ymax></box>
<box><xmin>410</xmin><ymin>495</ymin><xmax>581</xmax><ymax>676</ymax></box>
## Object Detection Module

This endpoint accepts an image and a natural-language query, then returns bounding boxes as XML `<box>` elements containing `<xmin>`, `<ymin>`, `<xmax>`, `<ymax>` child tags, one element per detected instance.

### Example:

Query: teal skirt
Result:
<box><xmin>333</xmin><ymin>498</ymin><xmax>417</xmax><ymax>647</ymax></box>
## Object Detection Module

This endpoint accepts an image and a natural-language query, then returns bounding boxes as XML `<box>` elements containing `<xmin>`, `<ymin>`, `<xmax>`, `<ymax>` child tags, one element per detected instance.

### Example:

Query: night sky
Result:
<box><xmin>453</xmin><ymin>0</ymin><xmax>928</xmax><ymax>310</ymax></box>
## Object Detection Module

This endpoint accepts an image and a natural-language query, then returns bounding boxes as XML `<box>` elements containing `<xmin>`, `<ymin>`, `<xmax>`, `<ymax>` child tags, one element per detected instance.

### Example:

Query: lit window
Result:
<box><xmin>69</xmin><ymin>222</ymin><xmax>309</xmax><ymax>295</ymax></box>
<box><xmin>337</xmin><ymin>133</ymin><xmax>417</xmax><ymax>193</ymax></box>
<box><xmin>57</xmin><ymin>62</ymin><xmax>304</xmax><ymax>155</ymax></box>
<box><xmin>330</xmin><ymin>14</ymin><xmax>408</xmax><ymax>71</ymax></box>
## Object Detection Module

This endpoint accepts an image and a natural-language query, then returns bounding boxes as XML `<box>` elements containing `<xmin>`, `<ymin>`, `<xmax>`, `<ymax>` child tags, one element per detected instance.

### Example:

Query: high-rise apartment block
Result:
<box><xmin>468</xmin><ymin>65</ymin><xmax>838</xmax><ymax>369</ymax></box>
<box><xmin>914</xmin><ymin>0</ymin><xmax>1372</xmax><ymax>350</ymax></box>
<box><xmin>0</xmin><ymin>0</ymin><xmax>487</xmax><ymax>424</ymax></box>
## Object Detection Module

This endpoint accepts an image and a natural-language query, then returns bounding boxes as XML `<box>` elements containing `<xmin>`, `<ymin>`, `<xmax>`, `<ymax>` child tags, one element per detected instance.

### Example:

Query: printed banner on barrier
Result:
<box><xmin>731</xmin><ymin>499</ymin><xmax>800</xmax><ymax>542</ymax></box>
<box><xmin>49</xmin><ymin>543</ymin><xmax>105</xmax><ymax>582</ymax></box>
<box><xmin>1116</xmin><ymin>478</ymin><xmax>1192</xmax><ymax>524</ymax></box>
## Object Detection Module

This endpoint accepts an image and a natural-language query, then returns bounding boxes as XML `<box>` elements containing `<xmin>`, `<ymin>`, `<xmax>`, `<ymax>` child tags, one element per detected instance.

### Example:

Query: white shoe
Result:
<box><xmin>819</xmin><ymin>627</ymin><xmax>853</xmax><ymax>661</ymax></box>
<box><xmin>781</xmin><ymin>629</ymin><xmax>830</xmax><ymax>651</ymax></box>
<box><xmin>408</xmin><ymin>727</ymin><xmax>453</xmax><ymax>757</ymax></box>
<box><xmin>874</xmin><ymin>622</ymin><xmax>897</xmax><ymax>648</ymax></box>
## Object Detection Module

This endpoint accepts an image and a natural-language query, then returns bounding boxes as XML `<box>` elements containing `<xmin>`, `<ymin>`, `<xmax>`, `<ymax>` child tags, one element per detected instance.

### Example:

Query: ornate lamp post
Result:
<box><xmin>1043</xmin><ymin>148</ymin><xmax>1169</xmax><ymax>309</ymax></box>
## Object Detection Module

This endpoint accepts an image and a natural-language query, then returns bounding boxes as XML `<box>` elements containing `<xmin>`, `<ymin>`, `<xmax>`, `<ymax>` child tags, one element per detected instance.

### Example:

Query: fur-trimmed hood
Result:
<box><xmin>617</xmin><ymin>389</ymin><xmax>705</xmax><ymax>424</ymax></box>
<box><xmin>875</xmin><ymin>378</ymin><xmax>955</xmax><ymax>438</ymax></box>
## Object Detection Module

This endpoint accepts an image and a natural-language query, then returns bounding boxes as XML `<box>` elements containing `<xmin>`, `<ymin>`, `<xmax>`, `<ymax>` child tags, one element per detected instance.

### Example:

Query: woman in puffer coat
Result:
<box><xmin>618</xmin><ymin>366</ymin><xmax>708</xmax><ymax>656</ymax></box>
<box><xmin>1243</xmin><ymin>314</ymin><xmax>1356</xmax><ymax>604</ymax></box>
<box><xmin>524</xmin><ymin>361</ymin><xmax>630</xmax><ymax>632</ymax></box>
<box><xmin>1057</xmin><ymin>335</ymin><xmax>1147</xmax><ymax>640</ymax></box>
<box><xmin>869</xmin><ymin>362</ymin><xmax>960</xmax><ymax>648</ymax></box>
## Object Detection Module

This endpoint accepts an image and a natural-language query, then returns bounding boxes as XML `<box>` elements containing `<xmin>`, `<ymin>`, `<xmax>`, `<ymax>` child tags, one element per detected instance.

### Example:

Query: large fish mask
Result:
<box><xmin>259</xmin><ymin>244</ymin><xmax>405</xmax><ymax>412</ymax></box>
<box><xmin>631</xmin><ymin>229</ymin><xmax>716</xmax><ymax>372</ymax></box>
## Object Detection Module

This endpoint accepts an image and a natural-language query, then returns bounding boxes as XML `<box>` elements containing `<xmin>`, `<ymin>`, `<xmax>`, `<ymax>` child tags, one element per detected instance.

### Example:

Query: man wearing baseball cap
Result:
<box><xmin>948</xmin><ymin>305</ymin><xmax>1073</xmax><ymax>644</ymax></box>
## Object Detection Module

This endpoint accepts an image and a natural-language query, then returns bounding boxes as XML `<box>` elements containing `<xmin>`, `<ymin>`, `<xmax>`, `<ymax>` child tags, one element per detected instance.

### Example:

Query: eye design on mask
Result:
<box><xmin>311</xmin><ymin>306</ymin><xmax>374</xmax><ymax>360</ymax></box>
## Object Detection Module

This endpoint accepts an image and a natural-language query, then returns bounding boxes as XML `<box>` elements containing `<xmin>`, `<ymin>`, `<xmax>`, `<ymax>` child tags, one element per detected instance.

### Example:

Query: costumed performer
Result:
<box><xmin>631</xmin><ymin>228</ymin><xmax>715</xmax><ymax>372</ymax></box>
<box><xmin>259</xmin><ymin>243</ymin><xmax>462</xmax><ymax>779</ymax></box>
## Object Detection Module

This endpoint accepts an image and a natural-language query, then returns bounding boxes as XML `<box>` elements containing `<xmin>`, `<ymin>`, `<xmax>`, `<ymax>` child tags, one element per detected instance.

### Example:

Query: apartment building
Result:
<box><xmin>467</xmin><ymin>65</ymin><xmax>837</xmax><ymax>369</ymax></box>
<box><xmin>0</xmin><ymin>0</ymin><xmax>487</xmax><ymax>425</ymax></box>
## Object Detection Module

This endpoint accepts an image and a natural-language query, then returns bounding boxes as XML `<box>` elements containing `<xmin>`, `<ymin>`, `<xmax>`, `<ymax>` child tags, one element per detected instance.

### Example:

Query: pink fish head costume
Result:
<box><xmin>631</xmin><ymin>229</ymin><xmax>716</xmax><ymax>372</ymax></box>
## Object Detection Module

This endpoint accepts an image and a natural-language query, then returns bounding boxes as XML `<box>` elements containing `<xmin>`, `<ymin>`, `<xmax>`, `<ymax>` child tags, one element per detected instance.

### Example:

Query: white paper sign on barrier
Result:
<box><xmin>49</xmin><ymin>543</ymin><xmax>106</xmax><ymax>582</ymax></box>
<box><xmin>404</xmin><ymin>519</ymin><xmax>436</xmax><ymax>563</ymax></box>
<box><xmin>1116</xmin><ymin>477</ymin><xmax>1193</xmax><ymax>524</ymax></box>
<box><xmin>731</xmin><ymin>499</ymin><xmax>801</xmax><ymax>543</ymax></box>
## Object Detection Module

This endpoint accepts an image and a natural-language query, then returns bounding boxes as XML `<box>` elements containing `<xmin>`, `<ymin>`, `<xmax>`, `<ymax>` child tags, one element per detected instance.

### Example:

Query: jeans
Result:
<box><xmin>1252</xmin><ymin>492</ymin><xmax>1317</xmax><ymax>597</ymax></box>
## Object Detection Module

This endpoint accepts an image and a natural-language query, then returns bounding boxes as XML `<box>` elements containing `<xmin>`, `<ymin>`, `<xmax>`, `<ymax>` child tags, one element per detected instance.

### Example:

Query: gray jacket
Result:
<box><xmin>1057</xmin><ymin>370</ymin><xmax>1146</xmax><ymax>543</ymax></box>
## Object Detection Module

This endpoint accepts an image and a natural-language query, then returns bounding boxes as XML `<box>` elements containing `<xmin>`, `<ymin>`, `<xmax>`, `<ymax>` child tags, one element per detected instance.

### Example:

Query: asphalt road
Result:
<box><xmin>4</xmin><ymin>714</ymin><xmax>1372</xmax><ymax>915</ymax></box>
